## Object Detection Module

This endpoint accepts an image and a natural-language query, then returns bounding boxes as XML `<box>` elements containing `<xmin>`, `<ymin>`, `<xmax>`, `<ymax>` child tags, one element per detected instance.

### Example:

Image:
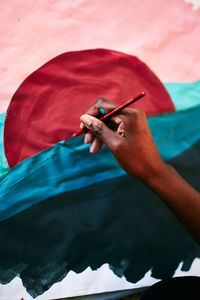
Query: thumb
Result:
<box><xmin>80</xmin><ymin>114</ymin><xmax>117</xmax><ymax>149</ymax></box>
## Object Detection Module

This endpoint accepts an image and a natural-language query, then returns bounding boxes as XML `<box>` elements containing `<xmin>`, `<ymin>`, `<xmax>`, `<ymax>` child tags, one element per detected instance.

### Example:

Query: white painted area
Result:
<box><xmin>185</xmin><ymin>0</ymin><xmax>200</xmax><ymax>9</ymax></box>
<box><xmin>173</xmin><ymin>258</ymin><xmax>200</xmax><ymax>277</ymax></box>
<box><xmin>0</xmin><ymin>259</ymin><xmax>200</xmax><ymax>300</ymax></box>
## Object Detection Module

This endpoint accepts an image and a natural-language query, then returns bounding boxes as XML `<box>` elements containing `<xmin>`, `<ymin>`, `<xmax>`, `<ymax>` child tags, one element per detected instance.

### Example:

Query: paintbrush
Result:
<box><xmin>73</xmin><ymin>91</ymin><xmax>146</xmax><ymax>137</ymax></box>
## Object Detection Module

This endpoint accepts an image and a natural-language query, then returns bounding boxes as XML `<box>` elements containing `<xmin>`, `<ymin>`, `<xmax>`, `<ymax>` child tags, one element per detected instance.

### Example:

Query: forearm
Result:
<box><xmin>145</xmin><ymin>163</ymin><xmax>200</xmax><ymax>244</ymax></box>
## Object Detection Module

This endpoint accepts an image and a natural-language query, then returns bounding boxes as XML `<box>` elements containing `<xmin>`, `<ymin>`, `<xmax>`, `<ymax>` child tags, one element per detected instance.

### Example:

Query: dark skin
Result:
<box><xmin>80</xmin><ymin>98</ymin><xmax>200</xmax><ymax>245</ymax></box>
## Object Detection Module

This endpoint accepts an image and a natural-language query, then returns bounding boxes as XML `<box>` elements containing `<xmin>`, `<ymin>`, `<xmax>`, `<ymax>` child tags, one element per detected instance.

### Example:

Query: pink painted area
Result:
<box><xmin>0</xmin><ymin>0</ymin><xmax>200</xmax><ymax>113</ymax></box>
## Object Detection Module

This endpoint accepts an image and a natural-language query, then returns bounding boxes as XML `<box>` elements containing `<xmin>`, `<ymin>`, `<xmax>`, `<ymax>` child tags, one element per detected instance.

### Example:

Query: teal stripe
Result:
<box><xmin>0</xmin><ymin>137</ymin><xmax>124</xmax><ymax>221</ymax></box>
<box><xmin>0</xmin><ymin>104</ymin><xmax>200</xmax><ymax>221</ymax></box>
<box><xmin>164</xmin><ymin>81</ymin><xmax>200</xmax><ymax>111</ymax></box>
<box><xmin>149</xmin><ymin>105</ymin><xmax>200</xmax><ymax>160</ymax></box>
<box><xmin>0</xmin><ymin>113</ymin><xmax>9</xmax><ymax>177</ymax></box>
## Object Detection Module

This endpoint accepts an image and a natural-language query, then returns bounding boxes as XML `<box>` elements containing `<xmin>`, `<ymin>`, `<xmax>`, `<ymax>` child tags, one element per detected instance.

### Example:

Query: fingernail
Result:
<box><xmin>99</xmin><ymin>108</ymin><xmax>105</xmax><ymax>115</ymax></box>
<box><xmin>90</xmin><ymin>144</ymin><xmax>96</xmax><ymax>153</ymax></box>
<box><xmin>80</xmin><ymin>123</ymin><xmax>85</xmax><ymax>129</ymax></box>
<box><xmin>80</xmin><ymin>115</ymin><xmax>92</xmax><ymax>127</ymax></box>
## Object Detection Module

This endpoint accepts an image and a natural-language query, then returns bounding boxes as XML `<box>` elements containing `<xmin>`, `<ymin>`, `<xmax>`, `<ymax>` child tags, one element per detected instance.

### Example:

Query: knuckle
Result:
<box><xmin>86</xmin><ymin>106</ymin><xmax>99</xmax><ymax>116</ymax></box>
<box><xmin>132</xmin><ymin>108</ymin><xmax>142</xmax><ymax>115</ymax></box>
<box><xmin>123</xmin><ymin>108</ymin><xmax>139</xmax><ymax>117</ymax></box>
<box><xmin>124</xmin><ymin>108</ymin><xmax>134</xmax><ymax>115</ymax></box>
<box><xmin>94</xmin><ymin>97</ymin><xmax>108</xmax><ymax>107</ymax></box>
<box><xmin>93</xmin><ymin>122</ymin><xmax>103</xmax><ymax>136</ymax></box>
<box><xmin>132</xmin><ymin>108</ymin><xmax>145</xmax><ymax>120</ymax></box>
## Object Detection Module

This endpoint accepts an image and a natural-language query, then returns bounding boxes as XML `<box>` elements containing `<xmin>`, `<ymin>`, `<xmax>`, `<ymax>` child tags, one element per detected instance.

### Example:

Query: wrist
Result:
<box><xmin>143</xmin><ymin>162</ymin><xmax>174</xmax><ymax>189</ymax></box>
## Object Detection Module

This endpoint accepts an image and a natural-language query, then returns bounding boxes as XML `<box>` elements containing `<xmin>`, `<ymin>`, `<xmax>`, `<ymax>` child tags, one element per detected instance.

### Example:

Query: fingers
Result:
<box><xmin>80</xmin><ymin>99</ymin><xmax>144</xmax><ymax>154</ymax></box>
<box><xmin>90</xmin><ymin>137</ymin><xmax>104</xmax><ymax>153</ymax></box>
<box><xmin>85</xmin><ymin>105</ymin><xmax>100</xmax><ymax>118</ymax></box>
<box><xmin>80</xmin><ymin>114</ymin><xmax>117</xmax><ymax>151</ymax></box>
<box><xmin>84</xmin><ymin>132</ymin><xmax>104</xmax><ymax>153</ymax></box>
<box><xmin>80</xmin><ymin>98</ymin><xmax>119</xmax><ymax>132</ymax></box>
<box><xmin>84</xmin><ymin>132</ymin><xmax>93</xmax><ymax>144</ymax></box>
<box><xmin>81</xmin><ymin>99</ymin><xmax>114</xmax><ymax>153</ymax></box>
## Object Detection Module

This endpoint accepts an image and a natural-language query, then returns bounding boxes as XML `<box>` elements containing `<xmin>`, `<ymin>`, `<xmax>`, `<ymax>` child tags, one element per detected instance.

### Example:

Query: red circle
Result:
<box><xmin>4</xmin><ymin>49</ymin><xmax>174</xmax><ymax>168</ymax></box>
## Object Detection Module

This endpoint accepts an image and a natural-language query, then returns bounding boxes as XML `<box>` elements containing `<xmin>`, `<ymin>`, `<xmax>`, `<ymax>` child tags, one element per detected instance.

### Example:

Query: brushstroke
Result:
<box><xmin>0</xmin><ymin>113</ymin><xmax>9</xmax><ymax>177</ymax></box>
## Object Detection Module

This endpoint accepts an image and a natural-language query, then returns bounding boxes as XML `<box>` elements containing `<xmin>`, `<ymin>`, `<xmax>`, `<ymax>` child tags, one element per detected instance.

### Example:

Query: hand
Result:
<box><xmin>81</xmin><ymin>98</ymin><xmax>200</xmax><ymax>244</ymax></box>
<box><xmin>80</xmin><ymin>98</ymin><xmax>166</xmax><ymax>183</ymax></box>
